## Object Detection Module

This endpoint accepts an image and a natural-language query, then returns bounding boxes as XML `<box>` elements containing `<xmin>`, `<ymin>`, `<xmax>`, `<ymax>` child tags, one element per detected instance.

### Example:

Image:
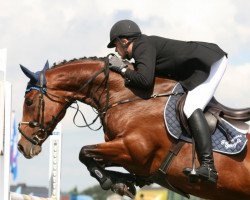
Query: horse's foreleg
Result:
<box><xmin>79</xmin><ymin>137</ymin><xmax>136</xmax><ymax>168</ymax></box>
<box><xmin>79</xmin><ymin>140</ymin><xmax>139</xmax><ymax>198</ymax></box>
<box><xmin>79</xmin><ymin>144</ymin><xmax>114</xmax><ymax>190</ymax></box>
<box><xmin>79</xmin><ymin>138</ymin><xmax>133</xmax><ymax>184</ymax></box>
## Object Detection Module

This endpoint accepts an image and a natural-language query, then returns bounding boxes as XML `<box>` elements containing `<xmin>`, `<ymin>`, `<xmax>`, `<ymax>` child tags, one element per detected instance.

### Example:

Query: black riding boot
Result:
<box><xmin>188</xmin><ymin>108</ymin><xmax>218</xmax><ymax>183</ymax></box>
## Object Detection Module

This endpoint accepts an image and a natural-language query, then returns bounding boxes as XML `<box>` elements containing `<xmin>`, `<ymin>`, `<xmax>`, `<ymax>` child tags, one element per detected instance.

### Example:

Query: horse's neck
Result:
<box><xmin>47</xmin><ymin>61</ymin><xmax>177</xmax><ymax>109</ymax></box>
<box><xmin>46</xmin><ymin>60</ymin><xmax>126</xmax><ymax>108</ymax></box>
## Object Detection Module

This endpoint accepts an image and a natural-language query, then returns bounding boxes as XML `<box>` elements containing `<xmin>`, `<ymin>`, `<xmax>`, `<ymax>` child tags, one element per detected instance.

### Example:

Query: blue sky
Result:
<box><xmin>1</xmin><ymin>0</ymin><xmax>250</xmax><ymax>192</ymax></box>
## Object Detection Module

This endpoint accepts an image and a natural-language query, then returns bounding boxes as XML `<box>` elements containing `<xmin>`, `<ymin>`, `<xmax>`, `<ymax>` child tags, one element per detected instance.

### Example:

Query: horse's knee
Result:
<box><xmin>79</xmin><ymin>145</ymin><xmax>95</xmax><ymax>164</ymax></box>
<box><xmin>79</xmin><ymin>146</ymin><xmax>87</xmax><ymax>163</ymax></box>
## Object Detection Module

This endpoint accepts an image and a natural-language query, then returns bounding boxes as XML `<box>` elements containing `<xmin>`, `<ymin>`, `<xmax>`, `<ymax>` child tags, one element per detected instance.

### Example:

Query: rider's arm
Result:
<box><xmin>124</xmin><ymin>41</ymin><xmax>156</xmax><ymax>90</ymax></box>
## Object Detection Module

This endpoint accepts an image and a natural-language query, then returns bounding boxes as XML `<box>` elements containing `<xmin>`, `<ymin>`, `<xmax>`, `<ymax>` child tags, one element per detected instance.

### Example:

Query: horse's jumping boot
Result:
<box><xmin>89</xmin><ymin>167</ymin><xmax>113</xmax><ymax>190</ymax></box>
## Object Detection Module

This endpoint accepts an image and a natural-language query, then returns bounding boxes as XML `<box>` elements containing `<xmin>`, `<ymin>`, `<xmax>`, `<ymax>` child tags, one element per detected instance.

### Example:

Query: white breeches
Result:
<box><xmin>183</xmin><ymin>56</ymin><xmax>228</xmax><ymax>118</ymax></box>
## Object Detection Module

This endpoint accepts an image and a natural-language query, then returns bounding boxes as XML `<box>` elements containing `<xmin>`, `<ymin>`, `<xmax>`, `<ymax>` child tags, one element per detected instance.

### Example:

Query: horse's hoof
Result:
<box><xmin>125</xmin><ymin>181</ymin><xmax>136</xmax><ymax>196</ymax></box>
<box><xmin>111</xmin><ymin>182</ymin><xmax>136</xmax><ymax>199</ymax></box>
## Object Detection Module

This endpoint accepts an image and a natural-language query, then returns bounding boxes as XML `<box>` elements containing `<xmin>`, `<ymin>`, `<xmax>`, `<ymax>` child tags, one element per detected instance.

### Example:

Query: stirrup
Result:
<box><xmin>183</xmin><ymin>167</ymin><xmax>199</xmax><ymax>183</ymax></box>
<box><xmin>183</xmin><ymin>138</ymin><xmax>199</xmax><ymax>183</ymax></box>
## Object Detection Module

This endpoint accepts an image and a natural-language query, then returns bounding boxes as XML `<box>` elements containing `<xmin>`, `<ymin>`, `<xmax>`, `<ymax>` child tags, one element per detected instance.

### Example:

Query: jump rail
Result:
<box><xmin>10</xmin><ymin>192</ymin><xmax>55</xmax><ymax>200</ymax></box>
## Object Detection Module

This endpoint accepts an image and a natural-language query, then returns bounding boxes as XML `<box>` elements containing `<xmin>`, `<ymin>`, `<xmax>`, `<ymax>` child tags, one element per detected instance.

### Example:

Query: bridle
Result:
<box><xmin>18</xmin><ymin>57</ymin><xmax>110</xmax><ymax>146</ymax></box>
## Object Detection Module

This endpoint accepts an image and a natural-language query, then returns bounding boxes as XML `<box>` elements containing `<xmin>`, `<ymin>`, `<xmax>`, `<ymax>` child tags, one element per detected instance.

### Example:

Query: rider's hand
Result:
<box><xmin>109</xmin><ymin>54</ymin><xmax>128</xmax><ymax>75</ymax></box>
<box><xmin>110</xmin><ymin>65</ymin><xmax>123</xmax><ymax>73</ymax></box>
<box><xmin>110</xmin><ymin>65</ymin><xmax>127</xmax><ymax>76</ymax></box>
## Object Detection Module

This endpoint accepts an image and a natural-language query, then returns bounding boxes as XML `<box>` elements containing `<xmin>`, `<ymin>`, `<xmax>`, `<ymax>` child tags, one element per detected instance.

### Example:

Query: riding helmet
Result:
<box><xmin>107</xmin><ymin>19</ymin><xmax>141</xmax><ymax>48</ymax></box>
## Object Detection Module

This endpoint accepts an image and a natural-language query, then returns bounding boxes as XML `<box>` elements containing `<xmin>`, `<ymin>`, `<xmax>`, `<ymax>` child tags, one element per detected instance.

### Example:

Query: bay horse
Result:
<box><xmin>18</xmin><ymin>57</ymin><xmax>250</xmax><ymax>200</ymax></box>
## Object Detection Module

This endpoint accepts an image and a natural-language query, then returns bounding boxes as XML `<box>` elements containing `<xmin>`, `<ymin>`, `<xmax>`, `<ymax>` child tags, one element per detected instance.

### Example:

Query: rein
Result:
<box><xmin>103</xmin><ymin>91</ymin><xmax>181</xmax><ymax>113</ymax></box>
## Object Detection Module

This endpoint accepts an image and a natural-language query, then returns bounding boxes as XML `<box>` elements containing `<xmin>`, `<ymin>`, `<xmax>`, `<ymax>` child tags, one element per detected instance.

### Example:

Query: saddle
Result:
<box><xmin>176</xmin><ymin>95</ymin><xmax>250</xmax><ymax>136</ymax></box>
<box><xmin>164</xmin><ymin>83</ymin><xmax>249</xmax><ymax>154</ymax></box>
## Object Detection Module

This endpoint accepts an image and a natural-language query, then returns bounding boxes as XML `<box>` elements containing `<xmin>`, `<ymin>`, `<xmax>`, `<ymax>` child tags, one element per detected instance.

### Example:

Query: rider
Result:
<box><xmin>107</xmin><ymin>19</ymin><xmax>228</xmax><ymax>184</ymax></box>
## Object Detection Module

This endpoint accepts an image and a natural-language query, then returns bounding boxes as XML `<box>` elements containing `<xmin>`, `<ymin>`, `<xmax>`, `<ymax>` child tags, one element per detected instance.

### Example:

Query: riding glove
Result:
<box><xmin>109</xmin><ymin>54</ymin><xmax>127</xmax><ymax>75</ymax></box>
<box><xmin>110</xmin><ymin>65</ymin><xmax>124</xmax><ymax>73</ymax></box>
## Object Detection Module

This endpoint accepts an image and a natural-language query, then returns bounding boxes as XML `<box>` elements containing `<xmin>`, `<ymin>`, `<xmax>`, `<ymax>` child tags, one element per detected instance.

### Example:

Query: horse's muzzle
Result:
<box><xmin>18</xmin><ymin>142</ymin><xmax>42</xmax><ymax>159</ymax></box>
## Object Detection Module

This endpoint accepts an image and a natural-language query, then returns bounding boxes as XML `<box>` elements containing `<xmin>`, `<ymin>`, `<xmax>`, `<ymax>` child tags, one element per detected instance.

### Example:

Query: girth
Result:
<box><xmin>149</xmin><ymin>141</ymin><xmax>189</xmax><ymax>198</ymax></box>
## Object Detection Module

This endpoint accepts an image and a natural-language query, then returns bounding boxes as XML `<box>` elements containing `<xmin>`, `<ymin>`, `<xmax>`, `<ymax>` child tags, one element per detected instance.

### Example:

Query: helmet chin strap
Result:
<box><xmin>117</xmin><ymin>38</ymin><xmax>132</xmax><ymax>60</ymax></box>
<box><xmin>124</xmin><ymin>48</ymin><xmax>131</xmax><ymax>60</ymax></box>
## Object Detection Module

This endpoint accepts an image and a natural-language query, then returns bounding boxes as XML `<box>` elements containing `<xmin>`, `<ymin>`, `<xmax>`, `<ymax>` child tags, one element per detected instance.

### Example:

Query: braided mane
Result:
<box><xmin>51</xmin><ymin>56</ymin><xmax>107</xmax><ymax>69</ymax></box>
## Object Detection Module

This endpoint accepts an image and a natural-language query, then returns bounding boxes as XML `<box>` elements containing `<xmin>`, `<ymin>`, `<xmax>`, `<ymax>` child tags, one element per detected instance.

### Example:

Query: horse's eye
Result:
<box><xmin>25</xmin><ymin>98</ymin><xmax>33</xmax><ymax>106</ymax></box>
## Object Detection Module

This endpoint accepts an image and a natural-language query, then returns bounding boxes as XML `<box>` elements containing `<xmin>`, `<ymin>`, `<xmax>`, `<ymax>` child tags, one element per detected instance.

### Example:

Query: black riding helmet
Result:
<box><xmin>107</xmin><ymin>20</ymin><xmax>141</xmax><ymax>48</ymax></box>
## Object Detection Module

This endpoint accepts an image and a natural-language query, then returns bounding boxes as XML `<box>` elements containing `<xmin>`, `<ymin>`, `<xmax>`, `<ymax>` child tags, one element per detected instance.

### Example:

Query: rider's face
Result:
<box><xmin>115</xmin><ymin>40</ymin><xmax>126</xmax><ymax>59</ymax></box>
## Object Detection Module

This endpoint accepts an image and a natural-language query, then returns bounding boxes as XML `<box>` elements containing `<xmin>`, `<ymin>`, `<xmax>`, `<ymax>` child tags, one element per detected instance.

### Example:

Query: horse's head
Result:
<box><xmin>18</xmin><ymin>61</ymin><xmax>69</xmax><ymax>158</ymax></box>
<box><xmin>17</xmin><ymin>57</ymin><xmax>137</xmax><ymax>158</ymax></box>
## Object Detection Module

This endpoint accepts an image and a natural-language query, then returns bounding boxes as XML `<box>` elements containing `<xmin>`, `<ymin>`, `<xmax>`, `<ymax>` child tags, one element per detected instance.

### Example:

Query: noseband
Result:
<box><xmin>18</xmin><ymin>90</ymin><xmax>47</xmax><ymax>145</ymax></box>
<box><xmin>19</xmin><ymin>58</ymin><xmax>110</xmax><ymax>146</ymax></box>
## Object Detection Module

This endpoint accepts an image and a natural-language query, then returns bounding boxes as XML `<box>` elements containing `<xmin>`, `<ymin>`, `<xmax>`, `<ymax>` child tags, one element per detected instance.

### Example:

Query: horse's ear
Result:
<box><xmin>43</xmin><ymin>60</ymin><xmax>49</xmax><ymax>71</ymax></box>
<box><xmin>20</xmin><ymin>65</ymin><xmax>38</xmax><ymax>83</ymax></box>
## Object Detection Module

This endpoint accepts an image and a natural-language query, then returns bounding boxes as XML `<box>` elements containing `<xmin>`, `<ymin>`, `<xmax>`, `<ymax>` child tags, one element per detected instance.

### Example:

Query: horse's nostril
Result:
<box><xmin>17</xmin><ymin>144</ymin><xmax>24</xmax><ymax>153</ymax></box>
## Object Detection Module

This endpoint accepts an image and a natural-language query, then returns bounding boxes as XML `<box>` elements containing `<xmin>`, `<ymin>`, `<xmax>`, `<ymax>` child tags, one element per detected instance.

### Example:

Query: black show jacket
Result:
<box><xmin>124</xmin><ymin>34</ymin><xmax>227</xmax><ymax>91</ymax></box>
